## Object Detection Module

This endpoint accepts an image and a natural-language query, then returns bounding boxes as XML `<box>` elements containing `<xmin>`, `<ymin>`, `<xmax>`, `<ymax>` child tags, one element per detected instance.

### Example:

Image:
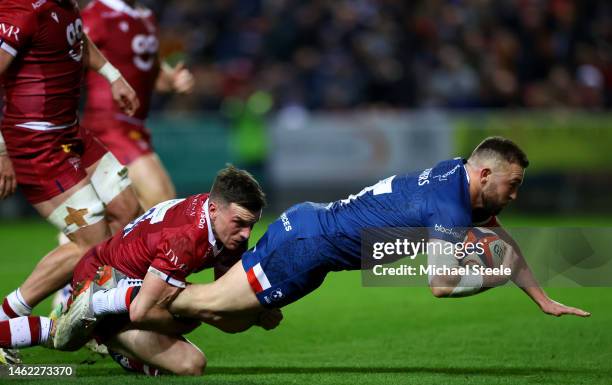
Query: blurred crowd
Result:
<box><xmin>118</xmin><ymin>1</ymin><xmax>612</xmax><ymax>110</ymax></box>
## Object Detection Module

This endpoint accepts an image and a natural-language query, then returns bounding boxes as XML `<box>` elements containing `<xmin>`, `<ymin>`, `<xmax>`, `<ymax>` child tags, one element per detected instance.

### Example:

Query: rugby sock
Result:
<box><xmin>0</xmin><ymin>289</ymin><xmax>32</xmax><ymax>321</ymax></box>
<box><xmin>92</xmin><ymin>285</ymin><xmax>141</xmax><ymax>316</ymax></box>
<box><xmin>0</xmin><ymin>316</ymin><xmax>53</xmax><ymax>348</ymax></box>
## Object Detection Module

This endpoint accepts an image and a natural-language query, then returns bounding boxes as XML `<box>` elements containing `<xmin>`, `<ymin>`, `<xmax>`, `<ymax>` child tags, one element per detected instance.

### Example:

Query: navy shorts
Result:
<box><xmin>242</xmin><ymin>202</ymin><xmax>350</xmax><ymax>308</ymax></box>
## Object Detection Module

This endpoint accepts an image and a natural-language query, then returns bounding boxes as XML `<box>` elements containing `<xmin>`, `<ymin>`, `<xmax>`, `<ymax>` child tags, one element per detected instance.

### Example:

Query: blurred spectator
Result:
<box><xmin>81</xmin><ymin>0</ymin><xmax>612</xmax><ymax>111</ymax></box>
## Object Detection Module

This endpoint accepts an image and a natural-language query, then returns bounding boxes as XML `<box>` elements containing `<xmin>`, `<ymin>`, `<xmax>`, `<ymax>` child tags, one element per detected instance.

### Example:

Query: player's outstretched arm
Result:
<box><xmin>0</xmin><ymin>131</ymin><xmax>16</xmax><ymax>200</ymax></box>
<box><xmin>129</xmin><ymin>272</ymin><xmax>200</xmax><ymax>335</ymax></box>
<box><xmin>491</xmin><ymin>225</ymin><xmax>591</xmax><ymax>318</ymax></box>
<box><xmin>156</xmin><ymin>61</ymin><xmax>195</xmax><ymax>94</ymax></box>
<box><xmin>83</xmin><ymin>33</ymin><xmax>140</xmax><ymax>116</ymax></box>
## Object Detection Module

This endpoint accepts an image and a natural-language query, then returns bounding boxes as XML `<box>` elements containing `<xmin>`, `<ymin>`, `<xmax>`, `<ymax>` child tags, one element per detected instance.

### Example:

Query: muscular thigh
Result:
<box><xmin>4</xmin><ymin>124</ymin><xmax>105</xmax><ymax>205</ymax></box>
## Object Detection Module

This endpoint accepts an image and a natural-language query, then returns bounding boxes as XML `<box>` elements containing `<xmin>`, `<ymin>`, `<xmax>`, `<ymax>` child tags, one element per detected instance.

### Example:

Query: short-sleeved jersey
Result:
<box><xmin>81</xmin><ymin>0</ymin><xmax>159</xmax><ymax>122</ymax></box>
<box><xmin>0</xmin><ymin>0</ymin><xmax>84</xmax><ymax>128</ymax></box>
<box><xmin>319</xmin><ymin>158</ymin><xmax>475</xmax><ymax>260</ymax></box>
<box><xmin>92</xmin><ymin>193</ymin><xmax>244</xmax><ymax>287</ymax></box>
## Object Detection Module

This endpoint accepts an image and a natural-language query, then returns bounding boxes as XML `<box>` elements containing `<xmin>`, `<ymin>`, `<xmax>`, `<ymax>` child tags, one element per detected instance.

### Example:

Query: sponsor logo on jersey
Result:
<box><xmin>434</xmin><ymin>224</ymin><xmax>466</xmax><ymax>239</ymax></box>
<box><xmin>280</xmin><ymin>213</ymin><xmax>292</xmax><ymax>231</ymax></box>
<box><xmin>165</xmin><ymin>248</ymin><xmax>179</xmax><ymax>266</ymax></box>
<box><xmin>264</xmin><ymin>289</ymin><xmax>284</xmax><ymax>304</ymax></box>
<box><xmin>198</xmin><ymin>205</ymin><xmax>207</xmax><ymax>229</ymax></box>
<box><xmin>418</xmin><ymin>167</ymin><xmax>432</xmax><ymax>186</ymax></box>
<box><xmin>0</xmin><ymin>23</ymin><xmax>20</xmax><ymax>41</ymax></box>
<box><xmin>270</xmin><ymin>289</ymin><xmax>283</xmax><ymax>300</ymax></box>
<box><xmin>432</xmin><ymin>164</ymin><xmax>461</xmax><ymax>182</ymax></box>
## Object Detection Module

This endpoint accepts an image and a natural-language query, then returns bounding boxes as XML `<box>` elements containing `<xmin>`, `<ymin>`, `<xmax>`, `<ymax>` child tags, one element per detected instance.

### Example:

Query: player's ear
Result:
<box><xmin>480</xmin><ymin>168</ymin><xmax>492</xmax><ymax>184</ymax></box>
<box><xmin>208</xmin><ymin>200</ymin><xmax>218</xmax><ymax>219</ymax></box>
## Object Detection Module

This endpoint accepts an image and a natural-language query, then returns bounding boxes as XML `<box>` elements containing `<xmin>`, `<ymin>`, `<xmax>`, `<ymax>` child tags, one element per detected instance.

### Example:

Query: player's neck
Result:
<box><xmin>465</xmin><ymin>162</ymin><xmax>484</xmax><ymax>209</ymax></box>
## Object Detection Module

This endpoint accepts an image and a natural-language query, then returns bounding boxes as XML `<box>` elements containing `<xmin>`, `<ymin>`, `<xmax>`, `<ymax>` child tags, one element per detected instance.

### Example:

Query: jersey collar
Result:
<box><xmin>203</xmin><ymin>198</ymin><xmax>223</xmax><ymax>256</ymax></box>
<box><xmin>99</xmin><ymin>0</ymin><xmax>152</xmax><ymax>18</ymax></box>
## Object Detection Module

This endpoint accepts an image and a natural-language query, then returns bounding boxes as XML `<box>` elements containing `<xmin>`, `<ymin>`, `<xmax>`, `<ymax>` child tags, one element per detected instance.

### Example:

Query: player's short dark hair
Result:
<box><xmin>470</xmin><ymin>136</ymin><xmax>529</xmax><ymax>168</ymax></box>
<box><xmin>210</xmin><ymin>165</ymin><xmax>266</xmax><ymax>212</ymax></box>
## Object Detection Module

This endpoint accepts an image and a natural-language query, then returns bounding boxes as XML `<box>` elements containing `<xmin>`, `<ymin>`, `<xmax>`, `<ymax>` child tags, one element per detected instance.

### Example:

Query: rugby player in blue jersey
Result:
<box><xmin>64</xmin><ymin>136</ymin><xmax>589</xmax><ymax>348</ymax></box>
<box><xmin>165</xmin><ymin>136</ymin><xmax>589</xmax><ymax>323</ymax></box>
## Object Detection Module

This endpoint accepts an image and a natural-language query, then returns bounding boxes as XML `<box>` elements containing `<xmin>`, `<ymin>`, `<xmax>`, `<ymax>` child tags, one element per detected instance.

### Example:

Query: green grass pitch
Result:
<box><xmin>0</xmin><ymin>216</ymin><xmax>611</xmax><ymax>384</ymax></box>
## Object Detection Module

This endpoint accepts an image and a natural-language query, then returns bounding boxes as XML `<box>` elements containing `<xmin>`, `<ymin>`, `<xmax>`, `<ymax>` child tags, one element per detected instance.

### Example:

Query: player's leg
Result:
<box><xmin>81</xmin><ymin>125</ymin><xmax>142</xmax><ymax>234</ymax></box>
<box><xmin>127</xmin><ymin>153</ymin><xmax>175</xmax><ymax>210</ymax></box>
<box><xmin>169</xmin><ymin>207</ymin><xmax>334</xmax><ymax>325</ymax></box>
<box><xmin>169</xmin><ymin>260</ymin><xmax>263</xmax><ymax>320</ymax></box>
<box><xmin>82</xmin><ymin>119</ymin><xmax>163</xmax><ymax>211</ymax></box>
<box><xmin>0</xmin><ymin>178</ymin><xmax>109</xmax><ymax>314</ymax></box>
<box><xmin>0</xmin><ymin>316</ymin><xmax>54</xmax><ymax>350</ymax></box>
<box><xmin>107</xmin><ymin>329</ymin><xmax>206</xmax><ymax>376</ymax></box>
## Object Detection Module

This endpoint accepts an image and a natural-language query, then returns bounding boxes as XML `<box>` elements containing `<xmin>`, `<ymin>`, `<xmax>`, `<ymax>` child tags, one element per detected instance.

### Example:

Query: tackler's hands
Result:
<box><xmin>257</xmin><ymin>308</ymin><xmax>283</xmax><ymax>330</ymax></box>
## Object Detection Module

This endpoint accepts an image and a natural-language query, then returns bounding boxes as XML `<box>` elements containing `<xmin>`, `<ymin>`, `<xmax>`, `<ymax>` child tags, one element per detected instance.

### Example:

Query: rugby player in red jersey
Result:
<box><xmin>81</xmin><ymin>0</ymin><xmax>194</xmax><ymax>209</ymax></box>
<box><xmin>0</xmin><ymin>166</ymin><xmax>273</xmax><ymax>376</ymax></box>
<box><xmin>0</xmin><ymin>0</ymin><xmax>143</xmax><ymax>362</ymax></box>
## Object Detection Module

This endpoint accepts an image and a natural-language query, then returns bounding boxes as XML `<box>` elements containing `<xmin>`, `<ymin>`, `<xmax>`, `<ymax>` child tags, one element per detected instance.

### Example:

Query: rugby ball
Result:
<box><xmin>461</xmin><ymin>227</ymin><xmax>509</xmax><ymax>268</ymax></box>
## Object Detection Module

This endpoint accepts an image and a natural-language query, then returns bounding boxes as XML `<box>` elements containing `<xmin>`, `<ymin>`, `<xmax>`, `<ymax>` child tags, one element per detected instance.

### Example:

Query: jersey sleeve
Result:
<box><xmin>148</xmin><ymin>230</ymin><xmax>197</xmax><ymax>288</ymax></box>
<box><xmin>0</xmin><ymin>1</ymin><xmax>37</xmax><ymax>57</ymax></box>
<box><xmin>81</xmin><ymin>5</ymin><xmax>106</xmax><ymax>46</ymax></box>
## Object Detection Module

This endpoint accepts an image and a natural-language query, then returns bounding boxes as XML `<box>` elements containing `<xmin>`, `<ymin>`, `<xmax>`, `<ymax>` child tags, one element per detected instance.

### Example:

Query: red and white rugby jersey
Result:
<box><xmin>82</xmin><ymin>0</ymin><xmax>159</xmax><ymax>124</ymax></box>
<box><xmin>0</xmin><ymin>0</ymin><xmax>84</xmax><ymax>129</ymax></box>
<box><xmin>94</xmin><ymin>193</ymin><xmax>245</xmax><ymax>287</ymax></box>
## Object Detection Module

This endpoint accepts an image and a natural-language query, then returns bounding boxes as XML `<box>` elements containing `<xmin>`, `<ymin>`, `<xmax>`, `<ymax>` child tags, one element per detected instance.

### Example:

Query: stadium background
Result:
<box><xmin>0</xmin><ymin>0</ymin><xmax>611</xmax><ymax>383</ymax></box>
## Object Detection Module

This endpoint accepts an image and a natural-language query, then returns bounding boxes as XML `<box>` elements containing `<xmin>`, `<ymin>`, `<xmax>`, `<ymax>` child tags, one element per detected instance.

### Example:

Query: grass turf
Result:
<box><xmin>0</xmin><ymin>216</ymin><xmax>611</xmax><ymax>384</ymax></box>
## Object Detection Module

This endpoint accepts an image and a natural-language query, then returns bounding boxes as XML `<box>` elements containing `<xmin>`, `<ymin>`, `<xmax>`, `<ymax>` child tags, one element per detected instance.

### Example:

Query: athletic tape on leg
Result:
<box><xmin>47</xmin><ymin>184</ymin><xmax>105</xmax><ymax>235</ymax></box>
<box><xmin>90</xmin><ymin>152</ymin><xmax>132</xmax><ymax>204</ymax></box>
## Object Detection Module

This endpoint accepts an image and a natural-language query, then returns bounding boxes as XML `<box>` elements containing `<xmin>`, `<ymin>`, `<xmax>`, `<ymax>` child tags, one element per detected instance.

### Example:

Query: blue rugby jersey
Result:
<box><xmin>317</xmin><ymin>158</ymin><xmax>473</xmax><ymax>262</ymax></box>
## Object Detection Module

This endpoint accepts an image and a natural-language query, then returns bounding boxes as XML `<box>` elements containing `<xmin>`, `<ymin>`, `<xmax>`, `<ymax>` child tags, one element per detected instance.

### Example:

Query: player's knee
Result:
<box><xmin>175</xmin><ymin>352</ymin><xmax>206</xmax><ymax>376</ymax></box>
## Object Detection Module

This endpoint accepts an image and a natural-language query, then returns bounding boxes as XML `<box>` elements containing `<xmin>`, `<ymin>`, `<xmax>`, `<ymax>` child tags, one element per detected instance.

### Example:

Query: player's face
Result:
<box><xmin>480</xmin><ymin>162</ymin><xmax>524</xmax><ymax>216</ymax></box>
<box><xmin>210</xmin><ymin>202</ymin><xmax>261</xmax><ymax>250</ymax></box>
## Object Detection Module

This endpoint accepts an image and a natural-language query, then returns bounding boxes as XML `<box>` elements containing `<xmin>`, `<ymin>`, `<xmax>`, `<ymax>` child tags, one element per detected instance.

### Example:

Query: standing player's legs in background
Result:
<box><xmin>85</xmin><ymin>118</ymin><xmax>175</xmax><ymax>210</ymax></box>
<box><xmin>0</xmin><ymin>126</ymin><xmax>141</xmax><ymax>319</ymax></box>
<box><xmin>127</xmin><ymin>153</ymin><xmax>175</xmax><ymax>210</ymax></box>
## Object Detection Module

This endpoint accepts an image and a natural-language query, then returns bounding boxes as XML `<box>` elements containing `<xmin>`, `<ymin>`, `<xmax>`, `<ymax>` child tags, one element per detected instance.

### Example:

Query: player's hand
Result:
<box><xmin>540</xmin><ymin>299</ymin><xmax>590</xmax><ymax>317</ymax></box>
<box><xmin>0</xmin><ymin>154</ymin><xmax>17</xmax><ymax>200</ymax></box>
<box><xmin>169</xmin><ymin>62</ymin><xmax>195</xmax><ymax>94</ymax></box>
<box><xmin>257</xmin><ymin>308</ymin><xmax>283</xmax><ymax>330</ymax></box>
<box><xmin>111</xmin><ymin>77</ymin><xmax>140</xmax><ymax>116</ymax></box>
